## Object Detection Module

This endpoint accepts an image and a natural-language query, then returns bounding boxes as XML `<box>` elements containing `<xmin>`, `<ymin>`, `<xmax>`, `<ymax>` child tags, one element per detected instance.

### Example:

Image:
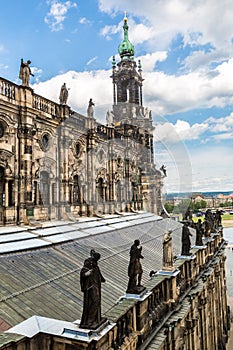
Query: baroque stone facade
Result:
<box><xmin>0</xmin><ymin>18</ymin><xmax>163</xmax><ymax>226</ymax></box>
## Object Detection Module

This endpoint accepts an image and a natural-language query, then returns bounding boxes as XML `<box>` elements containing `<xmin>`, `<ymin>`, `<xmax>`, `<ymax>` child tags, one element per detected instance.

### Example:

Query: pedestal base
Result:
<box><xmin>79</xmin><ymin>318</ymin><xmax>108</xmax><ymax>331</ymax></box>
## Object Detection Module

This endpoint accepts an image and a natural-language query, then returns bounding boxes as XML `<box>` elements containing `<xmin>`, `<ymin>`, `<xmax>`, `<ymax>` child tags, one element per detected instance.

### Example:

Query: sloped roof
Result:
<box><xmin>0</xmin><ymin>212</ymin><xmax>195</xmax><ymax>331</ymax></box>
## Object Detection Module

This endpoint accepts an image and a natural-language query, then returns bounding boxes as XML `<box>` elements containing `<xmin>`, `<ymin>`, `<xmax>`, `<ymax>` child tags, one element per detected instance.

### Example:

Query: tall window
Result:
<box><xmin>39</xmin><ymin>171</ymin><xmax>50</xmax><ymax>205</ymax></box>
<box><xmin>73</xmin><ymin>175</ymin><xmax>81</xmax><ymax>204</ymax></box>
<box><xmin>97</xmin><ymin>178</ymin><xmax>104</xmax><ymax>201</ymax></box>
<box><xmin>0</xmin><ymin>167</ymin><xmax>5</xmax><ymax>206</ymax></box>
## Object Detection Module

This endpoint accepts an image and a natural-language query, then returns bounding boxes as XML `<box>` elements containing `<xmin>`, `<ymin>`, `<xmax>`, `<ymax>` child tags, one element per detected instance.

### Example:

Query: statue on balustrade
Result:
<box><xmin>205</xmin><ymin>209</ymin><xmax>215</xmax><ymax>233</ymax></box>
<box><xmin>215</xmin><ymin>209</ymin><xmax>222</xmax><ymax>228</ymax></box>
<box><xmin>181</xmin><ymin>222</ymin><xmax>192</xmax><ymax>256</ymax></box>
<box><xmin>59</xmin><ymin>83</ymin><xmax>69</xmax><ymax>105</ymax></box>
<box><xmin>162</xmin><ymin>230</ymin><xmax>174</xmax><ymax>270</ymax></box>
<box><xmin>126</xmin><ymin>239</ymin><xmax>144</xmax><ymax>294</ymax></box>
<box><xmin>19</xmin><ymin>58</ymin><xmax>34</xmax><ymax>87</ymax></box>
<box><xmin>184</xmin><ymin>207</ymin><xmax>193</xmax><ymax>221</ymax></box>
<box><xmin>195</xmin><ymin>219</ymin><xmax>204</xmax><ymax>246</ymax></box>
<box><xmin>106</xmin><ymin>110</ymin><xmax>114</xmax><ymax>126</ymax></box>
<box><xmin>80</xmin><ymin>249</ymin><xmax>106</xmax><ymax>329</ymax></box>
<box><xmin>87</xmin><ymin>98</ymin><xmax>95</xmax><ymax>117</ymax></box>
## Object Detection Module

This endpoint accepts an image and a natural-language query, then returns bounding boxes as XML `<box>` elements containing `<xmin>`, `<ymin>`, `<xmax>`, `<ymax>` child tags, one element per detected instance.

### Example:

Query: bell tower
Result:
<box><xmin>109</xmin><ymin>15</ymin><xmax>163</xmax><ymax>216</ymax></box>
<box><xmin>111</xmin><ymin>15</ymin><xmax>145</xmax><ymax>123</ymax></box>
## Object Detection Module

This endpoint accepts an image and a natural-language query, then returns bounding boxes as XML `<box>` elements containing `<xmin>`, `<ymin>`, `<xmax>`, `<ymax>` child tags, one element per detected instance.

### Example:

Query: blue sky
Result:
<box><xmin>0</xmin><ymin>0</ymin><xmax>233</xmax><ymax>194</ymax></box>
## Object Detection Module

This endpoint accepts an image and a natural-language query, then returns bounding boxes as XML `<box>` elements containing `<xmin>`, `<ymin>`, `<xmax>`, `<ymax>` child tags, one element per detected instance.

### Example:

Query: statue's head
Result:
<box><xmin>134</xmin><ymin>239</ymin><xmax>140</xmax><ymax>246</ymax></box>
<box><xmin>93</xmin><ymin>252</ymin><xmax>101</xmax><ymax>261</ymax></box>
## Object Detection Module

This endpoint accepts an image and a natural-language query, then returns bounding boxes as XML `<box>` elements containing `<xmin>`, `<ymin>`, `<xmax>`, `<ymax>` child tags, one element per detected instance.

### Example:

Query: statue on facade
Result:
<box><xmin>195</xmin><ymin>219</ymin><xmax>204</xmax><ymax>246</ymax></box>
<box><xmin>181</xmin><ymin>222</ymin><xmax>192</xmax><ymax>255</ymax></box>
<box><xmin>126</xmin><ymin>239</ymin><xmax>144</xmax><ymax>294</ymax></box>
<box><xmin>144</xmin><ymin>107</ymin><xmax>150</xmax><ymax>119</ymax></box>
<box><xmin>59</xmin><ymin>83</ymin><xmax>69</xmax><ymax>105</ymax></box>
<box><xmin>19</xmin><ymin>58</ymin><xmax>34</xmax><ymax>87</ymax></box>
<box><xmin>160</xmin><ymin>165</ymin><xmax>167</xmax><ymax>177</ymax></box>
<box><xmin>106</xmin><ymin>110</ymin><xmax>114</xmax><ymax>126</ymax></box>
<box><xmin>87</xmin><ymin>98</ymin><xmax>95</xmax><ymax>117</ymax></box>
<box><xmin>162</xmin><ymin>230</ymin><xmax>174</xmax><ymax>270</ymax></box>
<box><xmin>131</xmin><ymin>106</ymin><xmax>137</xmax><ymax>118</ymax></box>
<box><xmin>80</xmin><ymin>249</ymin><xmax>106</xmax><ymax>329</ymax></box>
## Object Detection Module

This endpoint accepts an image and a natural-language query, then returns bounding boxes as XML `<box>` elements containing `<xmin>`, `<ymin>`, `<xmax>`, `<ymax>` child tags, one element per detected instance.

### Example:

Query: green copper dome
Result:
<box><xmin>118</xmin><ymin>16</ymin><xmax>135</xmax><ymax>60</ymax></box>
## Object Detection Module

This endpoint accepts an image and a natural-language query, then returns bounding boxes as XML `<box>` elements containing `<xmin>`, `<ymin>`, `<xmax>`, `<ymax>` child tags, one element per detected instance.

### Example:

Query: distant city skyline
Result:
<box><xmin>0</xmin><ymin>0</ymin><xmax>233</xmax><ymax>193</ymax></box>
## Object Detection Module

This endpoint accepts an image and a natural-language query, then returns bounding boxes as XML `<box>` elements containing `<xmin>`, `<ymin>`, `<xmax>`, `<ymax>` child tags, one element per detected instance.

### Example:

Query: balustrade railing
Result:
<box><xmin>33</xmin><ymin>94</ymin><xmax>57</xmax><ymax>116</ymax></box>
<box><xmin>0</xmin><ymin>78</ymin><xmax>16</xmax><ymax>99</ymax></box>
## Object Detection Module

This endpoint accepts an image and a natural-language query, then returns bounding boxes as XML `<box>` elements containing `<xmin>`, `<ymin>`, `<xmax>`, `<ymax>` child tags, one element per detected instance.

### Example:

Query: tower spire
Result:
<box><xmin>118</xmin><ymin>14</ymin><xmax>135</xmax><ymax>60</ymax></box>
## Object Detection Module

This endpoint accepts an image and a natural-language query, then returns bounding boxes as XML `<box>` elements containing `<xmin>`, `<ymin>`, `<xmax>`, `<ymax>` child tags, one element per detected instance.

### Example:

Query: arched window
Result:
<box><xmin>39</xmin><ymin>171</ymin><xmax>50</xmax><ymax>205</ymax></box>
<box><xmin>73</xmin><ymin>175</ymin><xmax>81</xmax><ymax>204</ymax></box>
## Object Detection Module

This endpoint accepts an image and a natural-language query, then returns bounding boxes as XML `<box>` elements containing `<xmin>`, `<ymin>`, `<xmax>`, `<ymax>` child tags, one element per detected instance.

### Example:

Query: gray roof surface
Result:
<box><xmin>0</xmin><ymin>213</ymin><xmax>195</xmax><ymax>331</ymax></box>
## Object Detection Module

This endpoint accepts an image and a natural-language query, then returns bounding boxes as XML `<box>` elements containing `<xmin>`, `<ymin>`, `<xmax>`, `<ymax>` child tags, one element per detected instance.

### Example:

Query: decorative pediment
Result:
<box><xmin>38</xmin><ymin>157</ymin><xmax>56</xmax><ymax>175</ymax></box>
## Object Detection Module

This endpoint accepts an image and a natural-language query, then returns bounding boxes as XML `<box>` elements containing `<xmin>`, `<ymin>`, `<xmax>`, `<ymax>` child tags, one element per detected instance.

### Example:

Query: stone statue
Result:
<box><xmin>144</xmin><ymin>107</ymin><xmax>150</xmax><ymax>119</ymax></box>
<box><xmin>106</xmin><ymin>110</ymin><xmax>114</xmax><ymax>126</ymax></box>
<box><xmin>80</xmin><ymin>249</ymin><xmax>106</xmax><ymax>329</ymax></box>
<box><xmin>160</xmin><ymin>165</ymin><xmax>167</xmax><ymax>177</ymax></box>
<box><xmin>87</xmin><ymin>98</ymin><xmax>95</xmax><ymax>117</ymax></box>
<box><xmin>215</xmin><ymin>209</ymin><xmax>222</xmax><ymax>227</ymax></box>
<box><xmin>195</xmin><ymin>219</ymin><xmax>204</xmax><ymax>246</ymax></box>
<box><xmin>184</xmin><ymin>207</ymin><xmax>193</xmax><ymax>221</ymax></box>
<box><xmin>181</xmin><ymin>223</ymin><xmax>192</xmax><ymax>256</ymax></box>
<box><xmin>131</xmin><ymin>106</ymin><xmax>137</xmax><ymax>118</ymax></box>
<box><xmin>59</xmin><ymin>83</ymin><xmax>69</xmax><ymax>105</ymax></box>
<box><xmin>205</xmin><ymin>209</ymin><xmax>215</xmax><ymax>233</ymax></box>
<box><xmin>19</xmin><ymin>59</ymin><xmax>34</xmax><ymax>87</ymax></box>
<box><xmin>126</xmin><ymin>239</ymin><xmax>144</xmax><ymax>294</ymax></box>
<box><xmin>162</xmin><ymin>230</ymin><xmax>174</xmax><ymax>270</ymax></box>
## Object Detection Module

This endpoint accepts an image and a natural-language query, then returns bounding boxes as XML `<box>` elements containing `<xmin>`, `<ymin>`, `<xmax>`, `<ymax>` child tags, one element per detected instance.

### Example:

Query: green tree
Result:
<box><xmin>164</xmin><ymin>202</ymin><xmax>174</xmax><ymax>213</ymax></box>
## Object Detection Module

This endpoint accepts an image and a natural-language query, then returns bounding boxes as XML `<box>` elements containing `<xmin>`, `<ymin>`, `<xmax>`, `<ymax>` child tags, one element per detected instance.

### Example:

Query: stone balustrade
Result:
<box><xmin>33</xmin><ymin>94</ymin><xmax>57</xmax><ymax>116</ymax></box>
<box><xmin>0</xmin><ymin>78</ymin><xmax>16</xmax><ymax>99</ymax></box>
<box><xmin>0</xmin><ymin>77</ymin><xmax>59</xmax><ymax>117</ymax></box>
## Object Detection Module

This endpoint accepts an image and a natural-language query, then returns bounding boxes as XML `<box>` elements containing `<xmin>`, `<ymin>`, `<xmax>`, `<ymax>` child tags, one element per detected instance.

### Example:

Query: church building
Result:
<box><xmin>0</xmin><ymin>15</ymin><xmax>163</xmax><ymax>226</ymax></box>
<box><xmin>0</xmin><ymin>16</ymin><xmax>230</xmax><ymax>350</ymax></box>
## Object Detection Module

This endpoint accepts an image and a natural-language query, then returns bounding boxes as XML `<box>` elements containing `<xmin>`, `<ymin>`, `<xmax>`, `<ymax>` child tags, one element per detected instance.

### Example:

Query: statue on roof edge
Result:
<box><xmin>80</xmin><ymin>249</ymin><xmax>106</xmax><ymax>329</ymax></box>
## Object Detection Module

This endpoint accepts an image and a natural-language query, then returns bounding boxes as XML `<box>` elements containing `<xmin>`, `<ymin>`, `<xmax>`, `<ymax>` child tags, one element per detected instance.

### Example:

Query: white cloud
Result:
<box><xmin>157</xmin><ymin>143</ymin><xmax>233</xmax><ymax>193</ymax></box>
<box><xmin>33</xmin><ymin>70</ymin><xmax>113</xmax><ymax>121</ymax></box>
<box><xmin>154</xmin><ymin>120</ymin><xmax>208</xmax><ymax>143</ymax></box>
<box><xmin>100</xmin><ymin>23</ymin><xmax>121</xmax><ymax>41</ymax></box>
<box><xmin>45</xmin><ymin>1</ymin><xmax>77</xmax><ymax>32</ymax></box>
<box><xmin>79</xmin><ymin>17</ymin><xmax>91</xmax><ymax>25</ymax></box>
<box><xmin>0</xmin><ymin>44</ymin><xmax>5</xmax><ymax>53</ymax></box>
<box><xmin>101</xmin><ymin>19</ymin><xmax>154</xmax><ymax>45</ymax></box>
<box><xmin>144</xmin><ymin>58</ymin><xmax>233</xmax><ymax>115</ymax></box>
<box><xmin>86</xmin><ymin>56</ymin><xmax>98</xmax><ymax>66</ymax></box>
<box><xmin>98</xmin><ymin>0</ymin><xmax>233</xmax><ymax>67</ymax></box>
<box><xmin>0</xmin><ymin>63</ymin><xmax>8</xmax><ymax>70</ymax></box>
<box><xmin>137</xmin><ymin>52</ymin><xmax>167</xmax><ymax>72</ymax></box>
<box><xmin>33</xmin><ymin>56</ymin><xmax>233</xmax><ymax>123</ymax></box>
<box><xmin>190</xmin><ymin>146</ymin><xmax>233</xmax><ymax>192</ymax></box>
